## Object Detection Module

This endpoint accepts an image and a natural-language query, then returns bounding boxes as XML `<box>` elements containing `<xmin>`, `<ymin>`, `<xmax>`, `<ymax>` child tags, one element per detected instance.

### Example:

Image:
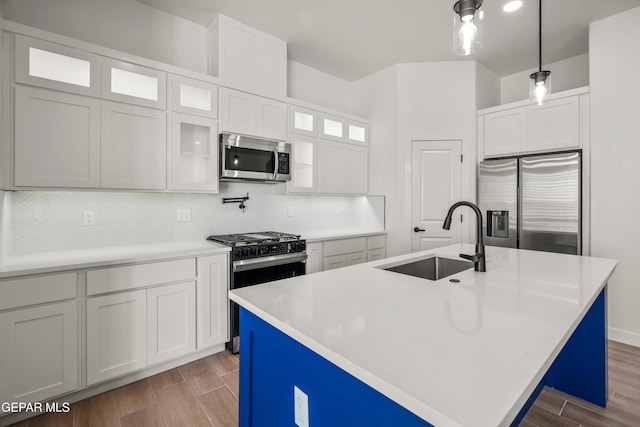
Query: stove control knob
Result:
<box><xmin>250</xmin><ymin>247</ymin><xmax>259</xmax><ymax>256</ymax></box>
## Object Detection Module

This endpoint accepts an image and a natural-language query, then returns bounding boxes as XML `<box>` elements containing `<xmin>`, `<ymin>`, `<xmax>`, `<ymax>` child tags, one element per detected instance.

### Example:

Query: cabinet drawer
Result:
<box><xmin>323</xmin><ymin>237</ymin><xmax>367</xmax><ymax>257</ymax></box>
<box><xmin>323</xmin><ymin>252</ymin><xmax>366</xmax><ymax>271</ymax></box>
<box><xmin>87</xmin><ymin>258</ymin><xmax>196</xmax><ymax>296</ymax></box>
<box><xmin>367</xmin><ymin>235</ymin><xmax>385</xmax><ymax>250</ymax></box>
<box><xmin>0</xmin><ymin>273</ymin><xmax>77</xmax><ymax>311</ymax></box>
<box><xmin>367</xmin><ymin>248</ymin><xmax>385</xmax><ymax>262</ymax></box>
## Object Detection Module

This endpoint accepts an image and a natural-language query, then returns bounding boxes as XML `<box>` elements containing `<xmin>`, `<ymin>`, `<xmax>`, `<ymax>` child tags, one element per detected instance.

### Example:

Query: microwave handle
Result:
<box><xmin>273</xmin><ymin>148</ymin><xmax>279</xmax><ymax>180</ymax></box>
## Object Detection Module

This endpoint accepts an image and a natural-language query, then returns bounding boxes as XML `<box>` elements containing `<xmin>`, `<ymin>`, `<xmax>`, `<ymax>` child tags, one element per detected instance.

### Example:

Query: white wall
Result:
<box><xmin>352</xmin><ymin>65</ymin><xmax>400</xmax><ymax>256</ymax></box>
<box><xmin>3</xmin><ymin>186</ymin><xmax>384</xmax><ymax>256</ymax></box>
<box><xmin>396</xmin><ymin>62</ymin><xmax>476</xmax><ymax>253</ymax></box>
<box><xmin>500</xmin><ymin>54</ymin><xmax>589</xmax><ymax>104</ymax></box>
<box><xmin>288</xmin><ymin>60</ymin><xmax>353</xmax><ymax>112</ymax></box>
<box><xmin>0</xmin><ymin>191</ymin><xmax>11</xmax><ymax>259</ymax></box>
<box><xmin>353</xmin><ymin>61</ymin><xmax>477</xmax><ymax>256</ymax></box>
<box><xmin>589</xmin><ymin>6</ymin><xmax>640</xmax><ymax>346</ymax></box>
<box><xmin>1</xmin><ymin>0</ymin><xmax>209</xmax><ymax>73</ymax></box>
<box><xmin>476</xmin><ymin>62</ymin><xmax>501</xmax><ymax>109</ymax></box>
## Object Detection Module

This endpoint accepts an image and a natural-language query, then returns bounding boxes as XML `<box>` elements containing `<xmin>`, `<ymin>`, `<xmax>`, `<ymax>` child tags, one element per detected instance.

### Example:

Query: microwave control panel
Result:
<box><xmin>277</xmin><ymin>152</ymin><xmax>290</xmax><ymax>174</ymax></box>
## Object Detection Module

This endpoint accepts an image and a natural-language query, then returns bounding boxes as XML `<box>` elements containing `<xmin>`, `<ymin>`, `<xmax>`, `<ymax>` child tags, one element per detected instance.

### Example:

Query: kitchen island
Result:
<box><xmin>229</xmin><ymin>244</ymin><xmax>617</xmax><ymax>427</ymax></box>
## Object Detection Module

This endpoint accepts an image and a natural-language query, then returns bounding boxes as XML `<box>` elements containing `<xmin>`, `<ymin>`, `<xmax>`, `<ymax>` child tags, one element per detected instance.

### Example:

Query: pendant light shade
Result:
<box><xmin>453</xmin><ymin>0</ymin><xmax>483</xmax><ymax>56</ymax></box>
<box><xmin>530</xmin><ymin>0</ymin><xmax>551</xmax><ymax>105</ymax></box>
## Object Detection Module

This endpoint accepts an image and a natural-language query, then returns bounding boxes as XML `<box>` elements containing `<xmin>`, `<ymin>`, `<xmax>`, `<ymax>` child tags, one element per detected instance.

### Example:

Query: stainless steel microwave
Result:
<box><xmin>219</xmin><ymin>133</ymin><xmax>291</xmax><ymax>182</ymax></box>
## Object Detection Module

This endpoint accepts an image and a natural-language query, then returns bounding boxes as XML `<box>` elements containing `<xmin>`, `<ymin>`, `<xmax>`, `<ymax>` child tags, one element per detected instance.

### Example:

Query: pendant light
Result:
<box><xmin>529</xmin><ymin>0</ymin><xmax>551</xmax><ymax>105</ymax></box>
<box><xmin>453</xmin><ymin>0</ymin><xmax>483</xmax><ymax>56</ymax></box>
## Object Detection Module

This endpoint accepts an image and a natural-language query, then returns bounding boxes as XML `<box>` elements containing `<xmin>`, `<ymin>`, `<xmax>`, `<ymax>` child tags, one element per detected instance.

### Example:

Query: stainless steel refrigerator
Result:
<box><xmin>478</xmin><ymin>151</ymin><xmax>581</xmax><ymax>255</ymax></box>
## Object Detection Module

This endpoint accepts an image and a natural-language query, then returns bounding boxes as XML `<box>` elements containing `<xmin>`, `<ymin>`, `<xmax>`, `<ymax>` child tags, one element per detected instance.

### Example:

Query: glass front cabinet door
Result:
<box><xmin>288</xmin><ymin>133</ymin><xmax>317</xmax><ymax>193</ymax></box>
<box><xmin>170</xmin><ymin>113</ymin><xmax>219</xmax><ymax>193</ymax></box>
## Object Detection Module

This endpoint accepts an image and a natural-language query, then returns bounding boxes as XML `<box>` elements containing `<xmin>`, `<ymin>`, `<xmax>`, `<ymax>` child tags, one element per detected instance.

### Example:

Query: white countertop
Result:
<box><xmin>229</xmin><ymin>244</ymin><xmax>618</xmax><ymax>427</ymax></box>
<box><xmin>303</xmin><ymin>229</ymin><xmax>386</xmax><ymax>243</ymax></box>
<box><xmin>0</xmin><ymin>240</ymin><xmax>229</xmax><ymax>279</ymax></box>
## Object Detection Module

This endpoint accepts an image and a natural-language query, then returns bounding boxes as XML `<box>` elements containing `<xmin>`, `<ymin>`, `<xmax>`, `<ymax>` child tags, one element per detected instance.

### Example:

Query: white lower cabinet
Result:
<box><xmin>85</xmin><ymin>255</ymin><xmax>227</xmax><ymax>385</ymax></box>
<box><xmin>311</xmin><ymin>234</ymin><xmax>385</xmax><ymax>273</ymax></box>
<box><xmin>367</xmin><ymin>248</ymin><xmax>385</xmax><ymax>262</ymax></box>
<box><xmin>305</xmin><ymin>242</ymin><xmax>323</xmax><ymax>274</ymax></box>
<box><xmin>197</xmin><ymin>254</ymin><xmax>229</xmax><ymax>349</ymax></box>
<box><xmin>0</xmin><ymin>300</ymin><xmax>78</xmax><ymax>403</ymax></box>
<box><xmin>147</xmin><ymin>281</ymin><xmax>196</xmax><ymax>364</ymax></box>
<box><xmin>322</xmin><ymin>237</ymin><xmax>367</xmax><ymax>271</ymax></box>
<box><xmin>86</xmin><ymin>290</ymin><xmax>147</xmax><ymax>385</ymax></box>
<box><xmin>323</xmin><ymin>252</ymin><xmax>366</xmax><ymax>271</ymax></box>
<box><xmin>367</xmin><ymin>234</ymin><xmax>386</xmax><ymax>262</ymax></box>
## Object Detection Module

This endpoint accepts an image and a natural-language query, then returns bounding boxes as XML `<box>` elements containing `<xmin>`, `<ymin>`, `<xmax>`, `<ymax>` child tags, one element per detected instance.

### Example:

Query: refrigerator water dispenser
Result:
<box><xmin>487</xmin><ymin>210</ymin><xmax>509</xmax><ymax>238</ymax></box>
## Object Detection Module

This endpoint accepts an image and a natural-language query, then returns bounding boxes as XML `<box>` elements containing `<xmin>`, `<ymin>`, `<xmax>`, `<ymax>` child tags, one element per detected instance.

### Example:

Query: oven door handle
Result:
<box><xmin>233</xmin><ymin>252</ymin><xmax>307</xmax><ymax>272</ymax></box>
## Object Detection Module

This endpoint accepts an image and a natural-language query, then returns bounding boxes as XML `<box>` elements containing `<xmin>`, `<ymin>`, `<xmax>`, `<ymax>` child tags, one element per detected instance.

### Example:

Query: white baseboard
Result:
<box><xmin>608</xmin><ymin>326</ymin><xmax>640</xmax><ymax>348</ymax></box>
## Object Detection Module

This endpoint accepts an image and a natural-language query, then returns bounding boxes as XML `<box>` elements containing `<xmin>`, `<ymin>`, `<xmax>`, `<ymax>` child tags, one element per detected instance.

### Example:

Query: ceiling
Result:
<box><xmin>136</xmin><ymin>0</ymin><xmax>640</xmax><ymax>81</ymax></box>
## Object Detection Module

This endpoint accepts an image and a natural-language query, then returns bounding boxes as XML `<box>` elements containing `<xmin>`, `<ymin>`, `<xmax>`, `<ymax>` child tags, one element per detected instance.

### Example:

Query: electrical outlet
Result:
<box><xmin>288</xmin><ymin>206</ymin><xmax>294</xmax><ymax>217</ymax></box>
<box><xmin>177</xmin><ymin>209</ymin><xmax>191</xmax><ymax>222</ymax></box>
<box><xmin>335</xmin><ymin>207</ymin><xmax>342</xmax><ymax>215</ymax></box>
<box><xmin>83</xmin><ymin>211</ymin><xmax>95</xmax><ymax>226</ymax></box>
<box><xmin>294</xmin><ymin>386</ymin><xmax>309</xmax><ymax>427</ymax></box>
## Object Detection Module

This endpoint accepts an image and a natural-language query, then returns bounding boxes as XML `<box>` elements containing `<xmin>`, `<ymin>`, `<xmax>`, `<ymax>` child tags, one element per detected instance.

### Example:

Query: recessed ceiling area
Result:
<box><xmin>135</xmin><ymin>0</ymin><xmax>640</xmax><ymax>81</ymax></box>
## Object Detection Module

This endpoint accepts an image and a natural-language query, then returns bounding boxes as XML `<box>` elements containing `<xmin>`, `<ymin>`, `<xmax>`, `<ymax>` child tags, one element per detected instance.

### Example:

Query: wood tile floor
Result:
<box><xmin>9</xmin><ymin>341</ymin><xmax>640</xmax><ymax>426</ymax></box>
<box><xmin>9</xmin><ymin>350</ymin><xmax>240</xmax><ymax>427</ymax></box>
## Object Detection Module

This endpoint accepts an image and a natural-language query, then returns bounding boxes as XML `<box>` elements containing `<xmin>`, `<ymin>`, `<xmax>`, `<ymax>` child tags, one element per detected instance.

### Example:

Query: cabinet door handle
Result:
<box><xmin>413</xmin><ymin>227</ymin><xmax>426</xmax><ymax>232</ymax></box>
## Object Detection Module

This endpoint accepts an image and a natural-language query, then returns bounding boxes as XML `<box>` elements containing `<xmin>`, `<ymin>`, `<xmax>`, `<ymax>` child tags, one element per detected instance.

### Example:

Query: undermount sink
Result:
<box><xmin>381</xmin><ymin>255</ymin><xmax>473</xmax><ymax>281</ymax></box>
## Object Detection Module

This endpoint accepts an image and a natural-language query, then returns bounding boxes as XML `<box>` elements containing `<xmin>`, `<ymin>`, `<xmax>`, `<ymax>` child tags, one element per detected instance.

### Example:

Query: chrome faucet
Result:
<box><xmin>442</xmin><ymin>201</ymin><xmax>486</xmax><ymax>272</ymax></box>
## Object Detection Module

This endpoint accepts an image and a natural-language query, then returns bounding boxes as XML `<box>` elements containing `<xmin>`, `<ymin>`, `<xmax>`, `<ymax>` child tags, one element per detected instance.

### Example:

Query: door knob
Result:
<box><xmin>413</xmin><ymin>227</ymin><xmax>426</xmax><ymax>232</ymax></box>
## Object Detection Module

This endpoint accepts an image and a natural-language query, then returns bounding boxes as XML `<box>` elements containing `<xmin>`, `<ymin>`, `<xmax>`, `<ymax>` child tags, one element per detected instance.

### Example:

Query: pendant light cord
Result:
<box><xmin>538</xmin><ymin>0</ymin><xmax>542</xmax><ymax>72</ymax></box>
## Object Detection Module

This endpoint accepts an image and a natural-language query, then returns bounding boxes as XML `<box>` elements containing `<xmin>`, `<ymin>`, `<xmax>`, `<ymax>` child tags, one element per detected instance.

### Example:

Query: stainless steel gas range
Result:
<box><xmin>207</xmin><ymin>231</ymin><xmax>307</xmax><ymax>353</ymax></box>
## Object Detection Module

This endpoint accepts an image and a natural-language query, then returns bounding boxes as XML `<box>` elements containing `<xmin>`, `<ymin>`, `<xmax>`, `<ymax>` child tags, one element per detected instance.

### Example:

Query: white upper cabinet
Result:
<box><xmin>319</xmin><ymin>113</ymin><xmax>345</xmax><ymax>142</ymax></box>
<box><xmin>289</xmin><ymin>105</ymin><xmax>317</xmax><ymax>136</ymax></box>
<box><xmin>15</xmin><ymin>34</ymin><xmax>100</xmax><ymax>97</ymax></box>
<box><xmin>482</xmin><ymin>107</ymin><xmax>527</xmax><ymax>157</ymax></box>
<box><xmin>208</xmin><ymin>14</ymin><xmax>287</xmax><ymax>99</ymax></box>
<box><xmin>288</xmin><ymin>133</ymin><xmax>317</xmax><ymax>194</ymax></box>
<box><xmin>101</xmin><ymin>101</ymin><xmax>167</xmax><ymax>190</ymax></box>
<box><xmin>170</xmin><ymin>113</ymin><xmax>219</xmax><ymax>193</ymax></box>
<box><xmin>317</xmin><ymin>139</ymin><xmax>368</xmax><ymax>195</ymax></box>
<box><xmin>101</xmin><ymin>58</ymin><xmax>167</xmax><ymax>109</ymax></box>
<box><xmin>220</xmin><ymin>87</ymin><xmax>286</xmax><ymax>140</ymax></box>
<box><xmin>319</xmin><ymin>113</ymin><xmax>368</xmax><ymax>146</ymax></box>
<box><xmin>14</xmin><ymin>86</ymin><xmax>101</xmax><ymax>188</ymax></box>
<box><xmin>527</xmin><ymin>96</ymin><xmax>581</xmax><ymax>152</ymax></box>
<box><xmin>170</xmin><ymin>75</ymin><xmax>218</xmax><ymax>118</ymax></box>
<box><xmin>480</xmin><ymin>89</ymin><xmax>587</xmax><ymax>159</ymax></box>
<box><xmin>347</xmin><ymin>121</ymin><xmax>368</xmax><ymax>146</ymax></box>
<box><xmin>288</xmin><ymin>104</ymin><xmax>369</xmax><ymax>196</ymax></box>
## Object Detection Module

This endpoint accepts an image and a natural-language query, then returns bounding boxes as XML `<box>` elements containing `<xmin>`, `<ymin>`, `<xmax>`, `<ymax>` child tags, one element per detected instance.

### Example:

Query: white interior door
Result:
<box><xmin>411</xmin><ymin>140</ymin><xmax>463</xmax><ymax>252</ymax></box>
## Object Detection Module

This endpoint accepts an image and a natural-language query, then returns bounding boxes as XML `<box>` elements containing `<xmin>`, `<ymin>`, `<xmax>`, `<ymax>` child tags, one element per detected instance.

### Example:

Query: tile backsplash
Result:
<box><xmin>2</xmin><ymin>183</ymin><xmax>384</xmax><ymax>256</ymax></box>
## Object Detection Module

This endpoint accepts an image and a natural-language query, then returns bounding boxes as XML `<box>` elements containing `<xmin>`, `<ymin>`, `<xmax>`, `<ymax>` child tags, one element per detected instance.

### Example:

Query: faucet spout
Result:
<box><xmin>442</xmin><ymin>201</ymin><xmax>486</xmax><ymax>272</ymax></box>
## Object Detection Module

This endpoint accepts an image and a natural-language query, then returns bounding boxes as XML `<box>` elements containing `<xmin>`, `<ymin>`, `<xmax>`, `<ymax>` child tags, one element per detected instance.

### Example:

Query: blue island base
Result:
<box><xmin>238</xmin><ymin>288</ymin><xmax>607</xmax><ymax>427</ymax></box>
